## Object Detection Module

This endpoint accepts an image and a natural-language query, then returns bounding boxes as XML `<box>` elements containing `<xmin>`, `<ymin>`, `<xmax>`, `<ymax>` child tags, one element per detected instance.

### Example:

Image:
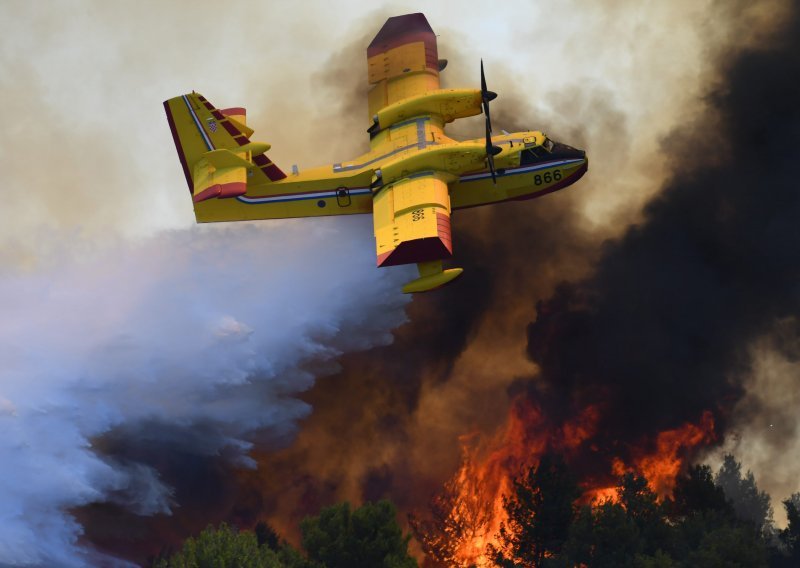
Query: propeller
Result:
<box><xmin>480</xmin><ymin>59</ymin><xmax>497</xmax><ymax>129</ymax></box>
<box><xmin>481</xmin><ymin>59</ymin><xmax>501</xmax><ymax>184</ymax></box>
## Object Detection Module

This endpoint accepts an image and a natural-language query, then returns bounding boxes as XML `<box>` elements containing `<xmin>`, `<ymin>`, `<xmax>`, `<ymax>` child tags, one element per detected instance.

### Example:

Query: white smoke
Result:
<box><xmin>703</xmin><ymin>322</ymin><xmax>800</xmax><ymax>528</ymax></box>
<box><xmin>0</xmin><ymin>220</ymin><xmax>412</xmax><ymax>566</ymax></box>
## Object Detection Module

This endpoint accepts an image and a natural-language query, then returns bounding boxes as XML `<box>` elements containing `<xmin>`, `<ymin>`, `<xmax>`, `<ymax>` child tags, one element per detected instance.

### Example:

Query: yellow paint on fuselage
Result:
<box><xmin>195</xmin><ymin>125</ymin><xmax>586</xmax><ymax>223</ymax></box>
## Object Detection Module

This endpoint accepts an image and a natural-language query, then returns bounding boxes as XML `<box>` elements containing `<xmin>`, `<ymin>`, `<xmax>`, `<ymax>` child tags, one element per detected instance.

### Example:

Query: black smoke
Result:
<box><xmin>524</xmin><ymin>2</ymin><xmax>800</xmax><ymax>469</ymax></box>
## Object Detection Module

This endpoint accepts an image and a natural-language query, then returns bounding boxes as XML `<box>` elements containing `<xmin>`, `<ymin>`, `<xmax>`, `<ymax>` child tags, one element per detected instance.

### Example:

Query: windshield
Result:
<box><xmin>543</xmin><ymin>138</ymin><xmax>554</xmax><ymax>153</ymax></box>
<box><xmin>520</xmin><ymin>146</ymin><xmax>547</xmax><ymax>165</ymax></box>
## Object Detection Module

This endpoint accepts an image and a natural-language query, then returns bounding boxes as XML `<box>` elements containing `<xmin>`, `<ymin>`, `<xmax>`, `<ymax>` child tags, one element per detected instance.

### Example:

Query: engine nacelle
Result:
<box><xmin>371</xmin><ymin>88</ymin><xmax>483</xmax><ymax>131</ymax></box>
<box><xmin>377</xmin><ymin>142</ymin><xmax>488</xmax><ymax>186</ymax></box>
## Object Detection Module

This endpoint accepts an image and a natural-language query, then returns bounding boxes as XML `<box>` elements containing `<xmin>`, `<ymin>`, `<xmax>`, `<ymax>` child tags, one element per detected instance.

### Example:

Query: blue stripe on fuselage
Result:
<box><xmin>182</xmin><ymin>95</ymin><xmax>214</xmax><ymax>151</ymax></box>
<box><xmin>237</xmin><ymin>187</ymin><xmax>372</xmax><ymax>205</ymax></box>
<box><xmin>235</xmin><ymin>159</ymin><xmax>584</xmax><ymax>206</ymax></box>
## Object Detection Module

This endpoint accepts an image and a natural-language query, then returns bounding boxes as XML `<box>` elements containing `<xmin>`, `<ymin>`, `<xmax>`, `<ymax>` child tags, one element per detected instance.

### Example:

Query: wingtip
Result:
<box><xmin>402</xmin><ymin>268</ymin><xmax>463</xmax><ymax>294</ymax></box>
<box><xmin>368</xmin><ymin>13</ymin><xmax>435</xmax><ymax>56</ymax></box>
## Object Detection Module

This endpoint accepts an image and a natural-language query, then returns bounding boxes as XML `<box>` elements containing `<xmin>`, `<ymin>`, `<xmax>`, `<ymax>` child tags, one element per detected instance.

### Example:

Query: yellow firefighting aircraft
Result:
<box><xmin>164</xmin><ymin>13</ymin><xmax>587</xmax><ymax>293</ymax></box>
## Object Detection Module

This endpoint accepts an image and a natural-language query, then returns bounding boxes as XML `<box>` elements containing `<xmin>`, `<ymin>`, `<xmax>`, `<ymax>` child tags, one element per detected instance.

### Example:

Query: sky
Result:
<box><xmin>1</xmin><ymin>0</ymin><xmax>753</xmax><ymax>244</ymax></box>
<box><xmin>0</xmin><ymin>0</ymin><xmax>796</xmax><ymax>565</ymax></box>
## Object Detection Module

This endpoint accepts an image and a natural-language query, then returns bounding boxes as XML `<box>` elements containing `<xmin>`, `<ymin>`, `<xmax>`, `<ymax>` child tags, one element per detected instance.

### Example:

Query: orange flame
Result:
<box><xmin>612</xmin><ymin>410</ymin><xmax>716</xmax><ymax>498</ymax></box>
<box><xmin>426</xmin><ymin>400</ymin><xmax>716</xmax><ymax>567</ymax></box>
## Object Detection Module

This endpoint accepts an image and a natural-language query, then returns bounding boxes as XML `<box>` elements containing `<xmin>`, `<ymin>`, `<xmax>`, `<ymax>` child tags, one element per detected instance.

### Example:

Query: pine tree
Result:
<box><xmin>301</xmin><ymin>500</ymin><xmax>417</xmax><ymax>568</ymax></box>
<box><xmin>715</xmin><ymin>454</ymin><xmax>773</xmax><ymax>532</ymax></box>
<box><xmin>672</xmin><ymin>464</ymin><xmax>730</xmax><ymax>517</ymax></box>
<box><xmin>488</xmin><ymin>453</ymin><xmax>580</xmax><ymax>567</ymax></box>
<box><xmin>780</xmin><ymin>493</ymin><xmax>800</xmax><ymax>564</ymax></box>
<box><xmin>152</xmin><ymin>523</ymin><xmax>298</xmax><ymax>568</ymax></box>
<box><xmin>409</xmin><ymin>454</ymin><xmax>494</xmax><ymax>567</ymax></box>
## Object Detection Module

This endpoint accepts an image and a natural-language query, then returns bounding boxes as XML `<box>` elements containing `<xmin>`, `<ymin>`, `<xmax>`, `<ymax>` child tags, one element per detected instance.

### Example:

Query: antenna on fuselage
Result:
<box><xmin>481</xmin><ymin>60</ymin><xmax>502</xmax><ymax>184</ymax></box>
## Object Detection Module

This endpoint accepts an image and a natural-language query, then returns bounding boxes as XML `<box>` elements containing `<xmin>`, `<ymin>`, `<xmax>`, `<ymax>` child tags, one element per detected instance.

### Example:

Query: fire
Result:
<box><xmin>414</xmin><ymin>400</ymin><xmax>717</xmax><ymax>567</ymax></box>
<box><xmin>583</xmin><ymin>485</ymin><xmax>619</xmax><ymax>504</ymax></box>
<box><xmin>413</xmin><ymin>399</ymin><xmax>601</xmax><ymax>566</ymax></box>
<box><xmin>613</xmin><ymin>410</ymin><xmax>716</xmax><ymax>498</ymax></box>
<box><xmin>445</xmin><ymin>447</ymin><xmax>508</xmax><ymax>566</ymax></box>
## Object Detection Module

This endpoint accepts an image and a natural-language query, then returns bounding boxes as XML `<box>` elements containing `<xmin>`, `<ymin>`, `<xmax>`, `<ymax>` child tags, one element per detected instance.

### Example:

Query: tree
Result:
<box><xmin>684</xmin><ymin>522</ymin><xmax>767</xmax><ymax>568</ymax></box>
<box><xmin>617</xmin><ymin>473</ymin><xmax>672</xmax><ymax>559</ymax></box>
<box><xmin>561</xmin><ymin>501</ymin><xmax>643</xmax><ymax>568</ymax></box>
<box><xmin>152</xmin><ymin>522</ymin><xmax>305</xmax><ymax>568</ymax></box>
<box><xmin>619</xmin><ymin>473</ymin><xmax>659</xmax><ymax>522</ymax></box>
<box><xmin>715</xmin><ymin>454</ymin><xmax>773</xmax><ymax>532</ymax></box>
<box><xmin>407</xmin><ymin>488</ymin><xmax>460</xmax><ymax>567</ymax></box>
<box><xmin>667</xmin><ymin>463</ymin><xmax>774</xmax><ymax>565</ymax></box>
<box><xmin>780</xmin><ymin>493</ymin><xmax>800</xmax><ymax>564</ymax></box>
<box><xmin>300</xmin><ymin>500</ymin><xmax>417</xmax><ymax>568</ymax></box>
<box><xmin>488</xmin><ymin>453</ymin><xmax>580</xmax><ymax>567</ymax></box>
<box><xmin>153</xmin><ymin>502</ymin><xmax>414</xmax><ymax>568</ymax></box>
<box><xmin>671</xmin><ymin>464</ymin><xmax>731</xmax><ymax>517</ymax></box>
<box><xmin>255</xmin><ymin>521</ymin><xmax>281</xmax><ymax>551</ymax></box>
<box><xmin>559</xmin><ymin>473</ymin><xmax>675</xmax><ymax>568</ymax></box>
<box><xmin>409</xmin><ymin>454</ymin><xmax>494</xmax><ymax>566</ymax></box>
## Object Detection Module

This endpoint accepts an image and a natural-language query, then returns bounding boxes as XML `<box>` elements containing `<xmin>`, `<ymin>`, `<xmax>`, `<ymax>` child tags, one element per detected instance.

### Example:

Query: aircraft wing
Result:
<box><xmin>366</xmin><ymin>13</ymin><xmax>442</xmax><ymax>119</ymax></box>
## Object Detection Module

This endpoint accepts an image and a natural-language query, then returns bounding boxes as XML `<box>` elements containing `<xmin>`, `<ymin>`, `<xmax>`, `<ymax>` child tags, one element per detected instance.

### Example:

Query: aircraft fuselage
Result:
<box><xmin>194</xmin><ymin>128</ymin><xmax>587</xmax><ymax>223</ymax></box>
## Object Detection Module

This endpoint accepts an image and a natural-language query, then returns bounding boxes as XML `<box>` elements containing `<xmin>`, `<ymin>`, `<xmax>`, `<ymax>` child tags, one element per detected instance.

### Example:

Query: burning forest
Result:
<box><xmin>2</xmin><ymin>0</ymin><xmax>799</xmax><ymax>566</ymax></box>
<box><xmin>192</xmin><ymin>2</ymin><xmax>798</xmax><ymax>565</ymax></box>
<box><xmin>124</xmin><ymin>1</ymin><xmax>800</xmax><ymax>564</ymax></box>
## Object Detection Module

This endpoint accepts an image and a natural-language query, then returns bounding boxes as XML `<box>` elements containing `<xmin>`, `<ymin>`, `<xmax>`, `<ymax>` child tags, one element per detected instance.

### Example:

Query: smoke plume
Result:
<box><xmin>523</xmin><ymin>0</ymin><xmax>800</xmax><ymax>478</ymax></box>
<box><xmin>0</xmin><ymin>3</ymin><xmax>419</xmax><ymax>564</ymax></box>
<box><xmin>0</xmin><ymin>221</ymin><xmax>411</xmax><ymax>566</ymax></box>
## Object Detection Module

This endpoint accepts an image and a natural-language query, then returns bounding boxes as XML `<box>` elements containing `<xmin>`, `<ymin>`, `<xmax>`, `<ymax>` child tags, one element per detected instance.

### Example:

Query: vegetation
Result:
<box><xmin>300</xmin><ymin>501</ymin><xmax>417</xmax><ymax>568</ymax></box>
<box><xmin>489</xmin><ymin>453</ymin><xmax>580</xmax><ymax>567</ymax></box>
<box><xmin>491</xmin><ymin>454</ymin><xmax>790</xmax><ymax>568</ymax></box>
<box><xmin>154</xmin><ymin>500</ymin><xmax>416</xmax><ymax>568</ymax></box>
<box><xmin>156</xmin><ymin>455</ymin><xmax>797</xmax><ymax>567</ymax></box>
<box><xmin>151</xmin><ymin>522</ymin><xmax>309</xmax><ymax>568</ymax></box>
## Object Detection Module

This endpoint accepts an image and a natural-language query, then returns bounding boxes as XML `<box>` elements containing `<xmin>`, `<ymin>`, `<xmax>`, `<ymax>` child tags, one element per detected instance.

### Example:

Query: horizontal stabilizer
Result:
<box><xmin>220</xmin><ymin>108</ymin><xmax>255</xmax><ymax>138</ymax></box>
<box><xmin>238</xmin><ymin>141</ymin><xmax>271</xmax><ymax>156</ymax></box>
<box><xmin>192</xmin><ymin>150</ymin><xmax>248</xmax><ymax>203</ymax></box>
<box><xmin>203</xmin><ymin>149</ymin><xmax>252</xmax><ymax>169</ymax></box>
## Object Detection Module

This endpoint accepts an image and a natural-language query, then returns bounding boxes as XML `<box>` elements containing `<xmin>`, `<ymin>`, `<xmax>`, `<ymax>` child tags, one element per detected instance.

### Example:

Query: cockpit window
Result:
<box><xmin>520</xmin><ymin>146</ymin><xmax>547</xmax><ymax>165</ymax></box>
<box><xmin>529</xmin><ymin>146</ymin><xmax>547</xmax><ymax>158</ymax></box>
<box><xmin>543</xmin><ymin>138</ymin><xmax>554</xmax><ymax>153</ymax></box>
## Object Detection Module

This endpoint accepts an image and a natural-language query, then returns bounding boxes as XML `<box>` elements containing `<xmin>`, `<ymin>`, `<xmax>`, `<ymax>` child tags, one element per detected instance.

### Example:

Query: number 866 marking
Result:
<box><xmin>534</xmin><ymin>170</ymin><xmax>563</xmax><ymax>185</ymax></box>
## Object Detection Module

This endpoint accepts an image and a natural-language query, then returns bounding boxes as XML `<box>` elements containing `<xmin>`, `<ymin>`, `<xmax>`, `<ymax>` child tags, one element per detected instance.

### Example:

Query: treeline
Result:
<box><xmin>150</xmin><ymin>500</ymin><xmax>417</xmax><ymax>568</ymax></box>
<box><xmin>153</xmin><ymin>455</ymin><xmax>800</xmax><ymax>567</ymax></box>
<box><xmin>480</xmin><ymin>454</ymin><xmax>800</xmax><ymax>568</ymax></box>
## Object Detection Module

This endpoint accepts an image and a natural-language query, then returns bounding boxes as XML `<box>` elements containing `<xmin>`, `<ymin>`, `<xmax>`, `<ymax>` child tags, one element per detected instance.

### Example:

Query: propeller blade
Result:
<box><xmin>480</xmin><ymin>59</ymin><xmax>497</xmax><ymax>133</ymax></box>
<box><xmin>481</xmin><ymin>63</ymin><xmax>501</xmax><ymax>185</ymax></box>
<box><xmin>485</xmin><ymin>116</ymin><xmax>499</xmax><ymax>185</ymax></box>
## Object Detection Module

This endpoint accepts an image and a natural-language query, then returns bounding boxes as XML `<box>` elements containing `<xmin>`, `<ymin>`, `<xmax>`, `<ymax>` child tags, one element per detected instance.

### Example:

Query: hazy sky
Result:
<box><xmin>0</xmin><ymin>0</ymin><xmax>741</xmax><ymax>244</ymax></box>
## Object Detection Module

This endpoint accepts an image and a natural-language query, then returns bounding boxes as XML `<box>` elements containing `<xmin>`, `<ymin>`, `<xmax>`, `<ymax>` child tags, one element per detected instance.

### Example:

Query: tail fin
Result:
<box><xmin>163</xmin><ymin>93</ymin><xmax>286</xmax><ymax>205</ymax></box>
